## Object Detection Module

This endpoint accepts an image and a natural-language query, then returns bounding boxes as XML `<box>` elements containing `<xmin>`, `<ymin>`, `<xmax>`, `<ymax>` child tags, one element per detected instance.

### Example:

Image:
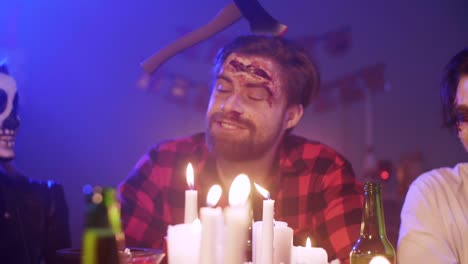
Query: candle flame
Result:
<box><xmin>228</xmin><ymin>174</ymin><xmax>251</xmax><ymax>206</ymax></box>
<box><xmin>369</xmin><ymin>256</ymin><xmax>391</xmax><ymax>264</ymax></box>
<box><xmin>186</xmin><ymin>163</ymin><xmax>194</xmax><ymax>189</ymax></box>
<box><xmin>207</xmin><ymin>185</ymin><xmax>222</xmax><ymax>207</ymax></box>
<box><xmin>253</xmin><ymin>183</ymin><xmax>270</xmax><ymax>199</ymax></box>
<box><xmin>306</xmin><ymin>237</ymin><xmax>312</xmax><ymax>247</ymax></box>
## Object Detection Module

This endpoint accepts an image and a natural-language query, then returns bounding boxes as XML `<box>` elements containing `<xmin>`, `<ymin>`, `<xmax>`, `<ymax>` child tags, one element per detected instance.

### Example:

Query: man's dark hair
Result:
<box><xmin>212</xmin><ymin>35</ymin><xmax>320</xmax><ymax>108</ymax></box>
<box><xmin>441</xmin><ymin>47</ymin><xmax>468</xmax><ymax>130</ymax></box>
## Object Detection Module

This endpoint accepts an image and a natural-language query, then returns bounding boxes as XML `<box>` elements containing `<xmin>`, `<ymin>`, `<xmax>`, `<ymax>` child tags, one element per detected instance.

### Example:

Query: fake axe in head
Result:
<box><xmin>140</xmin><ymin>0</ymin><xmax>288</xmax><ymax>75</ymax></box>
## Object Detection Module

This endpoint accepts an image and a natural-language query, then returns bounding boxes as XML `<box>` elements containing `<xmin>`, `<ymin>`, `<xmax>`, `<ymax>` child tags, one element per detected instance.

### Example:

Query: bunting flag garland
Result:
<box><xmin>136</xmin><ymin>26</ymin><xmax>387</xmax><ymax>114</ymax></box>
<box><xmin>313</xmin><ymin>63</ymin><xmax>387</xmax><ymax>113</ymax></box>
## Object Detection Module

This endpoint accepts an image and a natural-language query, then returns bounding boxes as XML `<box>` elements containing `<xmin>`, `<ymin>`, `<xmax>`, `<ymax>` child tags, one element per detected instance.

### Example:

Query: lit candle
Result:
<box><xmin>290</xmin><ymin>237</ymin><xmax>328</xmax><ymax>264</ymax></box>
<box><xmin>254</xmin><ymin>183</ymin><xmax>274</xmax><ymax>264</ymax></box>
<box><xmin>199</xmin><ymin>185</ymin><xmax>223</xmax><ymax>264</ymax></box>
<box><xmin>185</xmin><ymin>163</ymin><xmax>198</xmax><ymax>223</ymax></box>
<box><xmin>167</xmin><ymin>219</ymin><xmax>202</xmax><ymax>264</ymax></box>
<box><xmin>253</xmin><ymin>221</ymin><xmax>293</xmax><ymax>264</ymax></box>
<box><xmin>224</xmin><ymin>174</ymin><xmax>251</xmax><ymax>264</ymax></box>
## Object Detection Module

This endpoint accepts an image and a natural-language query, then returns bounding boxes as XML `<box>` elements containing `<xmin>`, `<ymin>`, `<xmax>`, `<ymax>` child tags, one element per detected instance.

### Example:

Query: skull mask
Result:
<box><xmin>0</xmin><ymin>64</ymin><xmax>20</xmax><ymax>161</ymax></box>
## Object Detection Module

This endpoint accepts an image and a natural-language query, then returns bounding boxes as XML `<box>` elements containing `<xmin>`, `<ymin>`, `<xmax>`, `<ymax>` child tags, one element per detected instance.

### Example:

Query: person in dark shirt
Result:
<box><xmin>0</xmin><ymin>62</ymin><xmax>71</xmax><ymax>264</ymax></box>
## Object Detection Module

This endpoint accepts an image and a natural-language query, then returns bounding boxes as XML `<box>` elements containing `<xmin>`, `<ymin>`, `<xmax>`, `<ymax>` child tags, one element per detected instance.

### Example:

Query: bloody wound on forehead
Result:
<box><xmin>229</xmin><ymin>59</ymin><xmax>272</xmax><ymax>81</ymax></box>
<box><xmin>225</xmin><ymin>58</ymin><xmax>278</xmax><ymax>108</ymax></box>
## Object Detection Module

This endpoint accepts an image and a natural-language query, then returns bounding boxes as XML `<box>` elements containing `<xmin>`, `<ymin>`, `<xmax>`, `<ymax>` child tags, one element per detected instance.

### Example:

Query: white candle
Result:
<box><xmin>254</xmin><ymin>183</ymin><xmax>274</xmax><ymax>264</ymax></box>
<box><xmin>199</xmin><ymin>185</ymin><xmax>223</xmax><ymax>264</ymax></box>
<box><xmin>253</xmin><ymin>221</ymin><xmax>293</xmax><ymax>264</ymax></box>
<box><xmin>290</xmin><ymin>238</ymin><xmax>328</xmax><ymax>264</ymax></box>
<box><xmin>224</xmin><ymin>174</ymin><xmax>251</xmax><ymax>264</ymax></box>
<box><xmin>273</xmin><ymin>221</ymin><xmax>293</xmax><ymax>264</ymax></box>
<box><xmin>167</xmin><ymin>219</ymin><xmax>202</xmax><ymax>264</ymax></box>
<box><xmin>185</xmin><ymin>163</ymin><xmax>198</xmax><ymax>223</ymax></box>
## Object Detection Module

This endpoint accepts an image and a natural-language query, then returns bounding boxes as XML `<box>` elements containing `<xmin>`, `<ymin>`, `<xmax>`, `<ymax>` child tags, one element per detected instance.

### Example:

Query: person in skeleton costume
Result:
<box><xmin>0</xmin><ymin>62</ymin><xmax>71</xmax><ymax>264</ymax></box>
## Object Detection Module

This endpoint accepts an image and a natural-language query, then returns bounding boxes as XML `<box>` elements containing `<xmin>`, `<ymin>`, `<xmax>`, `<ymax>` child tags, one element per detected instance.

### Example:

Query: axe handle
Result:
<box><xmin>141</xmin><ymin>2</ymin><xmax>242</xmax><ymax>75</ymax></box>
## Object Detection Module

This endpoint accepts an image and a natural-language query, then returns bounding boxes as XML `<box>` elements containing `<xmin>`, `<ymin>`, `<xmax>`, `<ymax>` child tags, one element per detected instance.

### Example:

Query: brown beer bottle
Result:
<box><xmin>81</xmin><ymin>185</ymin><xmax>124</xmax><ymax>264</ymax></box>
<box><xmin>350</xmin><ymin>182</ymin><xmax>396</xmax><ymax>264</ymax></box>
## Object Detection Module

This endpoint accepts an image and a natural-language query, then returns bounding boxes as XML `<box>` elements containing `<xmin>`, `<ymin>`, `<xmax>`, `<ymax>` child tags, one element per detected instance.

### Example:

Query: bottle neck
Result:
<box><xmin>84</xmin><ymin>187</ymin><xmax>119</xmax><ymax>230</ymax></box>
<box><xmin>360</xmin><ymin>183</ymin><xmax>387</xmax><ymax>238</ymax></box>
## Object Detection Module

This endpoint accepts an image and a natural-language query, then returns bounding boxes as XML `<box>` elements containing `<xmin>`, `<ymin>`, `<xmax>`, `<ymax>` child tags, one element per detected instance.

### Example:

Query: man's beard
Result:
<box><xmin>205</xmin><ymin>112</ymin><xmax>281</xmax><ymax>161</ymax></box>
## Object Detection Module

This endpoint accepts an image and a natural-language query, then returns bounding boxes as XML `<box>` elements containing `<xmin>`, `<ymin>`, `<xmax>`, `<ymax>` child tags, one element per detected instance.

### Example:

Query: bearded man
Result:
<box><xmin>120</xmin><ymin>35</ymin><xmax>363</xmax><ymax>263</ymax></box>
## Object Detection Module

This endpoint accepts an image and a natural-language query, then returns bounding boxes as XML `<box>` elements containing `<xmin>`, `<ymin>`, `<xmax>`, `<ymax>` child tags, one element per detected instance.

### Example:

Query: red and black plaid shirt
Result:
<box><xmin>119</xmin><ymin>133</ymin><xmax>363</xmax><ymax>263</ymax></box>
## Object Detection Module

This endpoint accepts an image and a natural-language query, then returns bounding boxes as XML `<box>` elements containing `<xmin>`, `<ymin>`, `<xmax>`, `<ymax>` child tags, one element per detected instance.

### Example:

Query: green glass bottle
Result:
<box><xmin>103</xmin><ymin>187</ymin><xmax>126</xmax><ymax>252</ymax></box>
<box><xmin>350</xmin><ymin>182</ymin><xmax>396</xmax><ymax>264</ymax></box>
<box><xmin>81</xmin><ymin>185</ymin><xmax>124</xmax><ymax>264</ymax></box>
